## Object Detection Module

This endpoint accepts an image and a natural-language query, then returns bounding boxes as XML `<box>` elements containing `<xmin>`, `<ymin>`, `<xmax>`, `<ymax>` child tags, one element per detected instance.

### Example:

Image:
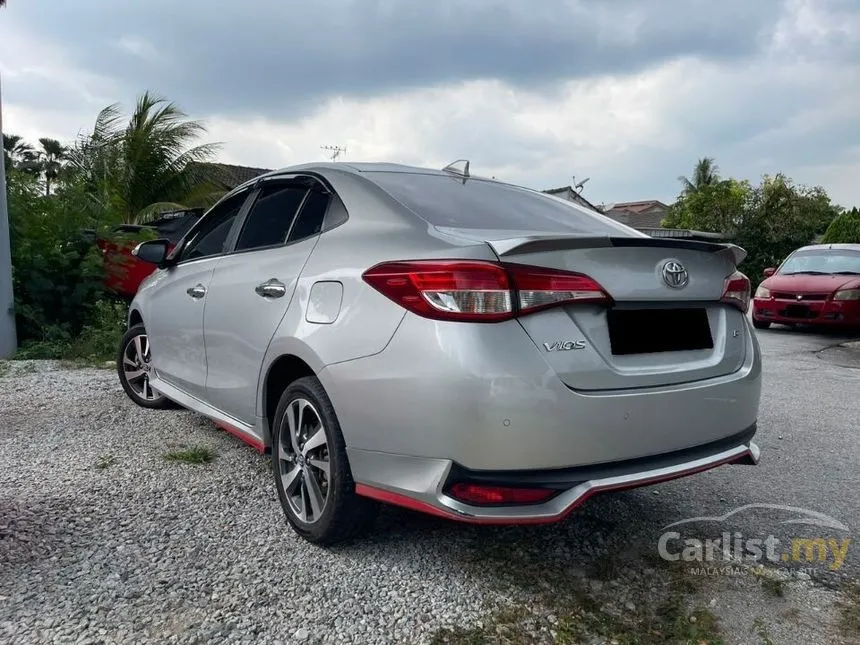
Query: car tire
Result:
<box><xmin>116</xmin><ymin>323</ymin><xmax>173</xmax><ymax>409</ymax></box>
<box><xmin>752</xmin><ymin>319</ymin><xmax>771</xmax><ymax>330</ymax></box>
<box><xmin>272</xmin><ymin>376</ymin><xmax>379</xmax><ymax>545</ymax></box>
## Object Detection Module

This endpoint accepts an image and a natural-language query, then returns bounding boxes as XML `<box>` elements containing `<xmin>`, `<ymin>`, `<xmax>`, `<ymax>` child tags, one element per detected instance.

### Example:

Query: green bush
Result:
<box><xmin>8</xmin><ymin>171</ymin><xmax>109</xmax><ymax>344</ymax></box>
<box><xmin>63</xmin><ymin>299</ymin><xmax>128</xmax><ymax>364</ymax></box>
<box><xmin>822</xmin><ymin>207</ymin><xmax>860</xmax><ymax>244</ymax></box>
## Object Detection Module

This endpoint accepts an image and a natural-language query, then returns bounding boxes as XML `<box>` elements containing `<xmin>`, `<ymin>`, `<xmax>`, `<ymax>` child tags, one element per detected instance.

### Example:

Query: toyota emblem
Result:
<box><xmin>661</xmin><ymin>260</ymin><xmax>689</xmax><ymax>289</ymax></box>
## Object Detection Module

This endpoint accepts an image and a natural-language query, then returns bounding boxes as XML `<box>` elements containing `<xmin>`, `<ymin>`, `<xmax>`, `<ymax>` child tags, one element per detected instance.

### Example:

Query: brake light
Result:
<box><xmin>506</xmin><ymin>264</ymin><xmax>610</xmax><ymax>314</ymax></box>
<box><xmin>448</xmin><ymin>483</ymin><xmax>556</xmax><ymax>505</ymax></box>
<box><xmin>721</xmin><ymin>271</ymin><xmax>751</xmax><ymax>313</ymax></box>
<box><xmin>361</xmin><ymin>260</ymin><xmax>610</xmax><ymax>322</ymax></box>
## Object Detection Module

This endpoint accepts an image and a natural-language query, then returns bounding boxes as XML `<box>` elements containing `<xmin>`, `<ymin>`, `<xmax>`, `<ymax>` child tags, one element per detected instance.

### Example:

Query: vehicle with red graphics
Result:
<box><xmin>96</xmin><ymin>209</ymin><xmax>203</xmax><ymax>299</ymax></box>
<box><xmin>117</xmin><ymin>161</ymin><xmax>763</xmax><ymax>546</ymax></box>
<box><xmin>752</xmin><ymin>243</ymin><xmax>860</xmax><ymax>330</ymax></box>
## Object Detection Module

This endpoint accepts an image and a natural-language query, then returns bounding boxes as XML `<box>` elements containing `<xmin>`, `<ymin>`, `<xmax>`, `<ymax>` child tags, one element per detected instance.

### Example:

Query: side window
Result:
<box><xmin>287</xmin><ymin>189</ymin><xmax>330</xmax><ymax>243</ymax></box>
<box><xmin>179</xmin><ymin>192</ymin><xmax>248</xmax><ymax>262</ymax></box>
<box><xmin>234</xmin><ymin>184</ymin><xmax>308</xmax><ymax>252</ymax></box>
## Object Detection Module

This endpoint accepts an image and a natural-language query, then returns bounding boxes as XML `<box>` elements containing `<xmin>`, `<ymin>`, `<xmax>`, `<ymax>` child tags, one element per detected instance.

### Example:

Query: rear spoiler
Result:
<box><xmin>487</xmin><ymin>235</ymin><xmax>747</xmax><ymax>267</ymax></box>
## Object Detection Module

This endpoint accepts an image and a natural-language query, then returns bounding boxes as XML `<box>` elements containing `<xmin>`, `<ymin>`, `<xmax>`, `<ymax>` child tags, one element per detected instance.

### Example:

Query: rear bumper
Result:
<box><xmin>352</xmin><ymin>426</ymin><xmax>760</xmax><ymax>524</ymax></box>
<box><xmin>753</xmin><ymin>297</ymin><xmax>860</xmax><ymax>326</ymax></box>
<box><xmin>320</xmin><ymin>314</ymin><xmax>761</xmax><ymax>471</ymax></box>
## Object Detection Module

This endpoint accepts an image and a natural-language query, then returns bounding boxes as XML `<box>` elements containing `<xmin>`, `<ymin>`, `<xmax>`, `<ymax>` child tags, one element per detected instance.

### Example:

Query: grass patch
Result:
<box><xmin>0</xmin><ymin>361</ymin><xmax>8</xmax><ymax>378</ymax></box>
<box><xmin>164</xmin><ymin>444</ymin><xmax>217</xmax><ymax>465</ymax></box>
<box><xmin>838</xmin><ymin>582</ymin><xmax>860</xmax><ymax>639</ymax></box>
<box><xmin>430</xmin><ymin>606</ymin><xmax>537</xmax><ymax>645</ymax></box>
<box><xmin>95</xmin><ymin>454</ymin><xmax>117</xmax><ymax>470</ymax></box>
<box><xmin>753</xmin><ymin>617</ymin><xmax>774</xmax><ymax>645</ymax></box>
<box><xmin>751</xmin><ymin>567</ymin><xmax>787</xmax><ymax>598</ymax></box>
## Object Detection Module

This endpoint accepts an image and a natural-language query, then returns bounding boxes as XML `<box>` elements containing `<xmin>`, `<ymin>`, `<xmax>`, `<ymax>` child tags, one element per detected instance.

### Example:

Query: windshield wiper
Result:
<box><xmin>782</xmin><ymin>271</ymin><xmax>829</xmax><ymax>275</ymax></box>
<box><xmin>831</xmin><ymin>271</ymin><xmax>860</xmax><ymax>275</ymax></box>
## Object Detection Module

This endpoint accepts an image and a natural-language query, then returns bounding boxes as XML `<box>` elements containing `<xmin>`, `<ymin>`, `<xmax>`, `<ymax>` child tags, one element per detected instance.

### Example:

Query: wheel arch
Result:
<box><xmin>128</xmin><ymin>307</ymin><xmax>144</xmax><ymax>328</ymax></box>
<box><xmin>260</xmin><ymin>353</ymin><xmax>319</xmax><ymax>448</ymax></box>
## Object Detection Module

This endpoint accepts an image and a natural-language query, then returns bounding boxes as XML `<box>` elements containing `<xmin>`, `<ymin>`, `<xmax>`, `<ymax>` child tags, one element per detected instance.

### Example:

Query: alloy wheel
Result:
<box><xmin>278</xmin><ymin>398</ymin><xmax>331</xmax><ymax>524</ymax></box>
<box><xmin>122</xmin><ymin>333</ymin><xmax>158</xmax><ymax>401</ymax></box>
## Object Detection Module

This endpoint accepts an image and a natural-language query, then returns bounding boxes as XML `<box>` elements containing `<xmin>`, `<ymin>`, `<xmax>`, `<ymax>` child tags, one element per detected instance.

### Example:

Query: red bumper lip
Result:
<box><xmin>356</xmin><ymin>443</ymin><xmax>760</xmax><ymax>526</ymax></box>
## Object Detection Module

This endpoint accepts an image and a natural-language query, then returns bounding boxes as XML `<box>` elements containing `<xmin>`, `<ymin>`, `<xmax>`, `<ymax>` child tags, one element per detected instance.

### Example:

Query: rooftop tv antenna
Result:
<box><xmin>321</xmin><ymin>145</ymin><xmax>347</xmax><ymax>162</ymax></box>
<box><xmin>573</xmin><ymin>176</ymin><xmax>590</xmax><ymax>193</ymax></box>
<box><xmin>442</xmin><ymin>159</ymin><xmax>470</xmax><ymax>183</ymax></box>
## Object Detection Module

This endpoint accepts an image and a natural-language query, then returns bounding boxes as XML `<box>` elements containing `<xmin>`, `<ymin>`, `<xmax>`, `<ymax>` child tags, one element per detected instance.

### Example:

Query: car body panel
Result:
<box><xmin>318</xmin><ymin>309</ymin><xmax>760</xmax><ymax>471</ymax></box>
<box><xmin>140</xmin><ymin>257</ymin><xmax>219</xmax><ymax>397</ymax></box>
<box><xmin>203</xmin><ymin>237</ymin><xmax>319</xmax><ymax>424</ymax></box>
<box><xmin>127</xmin><ymin>161</ymin><xmax>763</xmax><ymax>525</ymax></box>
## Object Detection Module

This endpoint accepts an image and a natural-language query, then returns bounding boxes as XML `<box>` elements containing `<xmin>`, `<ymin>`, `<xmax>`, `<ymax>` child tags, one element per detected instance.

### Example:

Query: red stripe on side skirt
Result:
<box><xmin>215</xmin><ymin>422</ymin><xmax>265</xmax><ymax>453</ymax></box>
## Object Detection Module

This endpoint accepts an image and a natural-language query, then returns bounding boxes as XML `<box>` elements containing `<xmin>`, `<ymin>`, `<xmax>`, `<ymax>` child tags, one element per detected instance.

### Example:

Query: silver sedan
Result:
<box><xmin>118</xmin><ymin>161</ymin><xmax>762</xmax><ymax>544</ymax></box>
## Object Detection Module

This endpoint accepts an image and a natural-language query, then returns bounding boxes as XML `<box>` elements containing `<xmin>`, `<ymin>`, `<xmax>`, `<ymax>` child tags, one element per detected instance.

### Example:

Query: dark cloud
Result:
<box><xmin>7</xmin><ymin>0</ymin><xmax>787</xmax><ymax>116</ymax></box>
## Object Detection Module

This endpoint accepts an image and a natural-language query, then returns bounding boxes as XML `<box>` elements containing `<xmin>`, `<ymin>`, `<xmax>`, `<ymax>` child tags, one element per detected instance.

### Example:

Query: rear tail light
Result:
<box><xmin>447</xmin><ymin>483</ymin><xmax>556</xmax><ymax>505</ymax></box>
<box><xmin>721</xmin><ymin>271</ymin><xmax>751</xmax><ymax>312</ymax></box>
<box><xmin>361</xmin><ymin>260</ymin><xmax>610</xmax><ymax>322</ymax></box>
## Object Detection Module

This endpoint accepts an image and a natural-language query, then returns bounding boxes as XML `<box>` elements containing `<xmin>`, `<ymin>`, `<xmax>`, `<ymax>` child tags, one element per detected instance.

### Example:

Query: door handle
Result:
<box><xmin>255</xmin><ymin>278</ymin><xmax>287</xmax><ymax>299</ymax></box>
<box><xmin>186</xmin><ymin>284</ymin><xmax>207</xmax><ymax>299</ymax></box>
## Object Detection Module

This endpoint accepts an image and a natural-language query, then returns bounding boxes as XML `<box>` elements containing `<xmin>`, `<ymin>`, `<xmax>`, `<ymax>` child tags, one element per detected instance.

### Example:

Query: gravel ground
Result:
<box><xmin>1</xmin><ymin>325</ymin><xmax>858</xmax><ymax>645</ymax></box>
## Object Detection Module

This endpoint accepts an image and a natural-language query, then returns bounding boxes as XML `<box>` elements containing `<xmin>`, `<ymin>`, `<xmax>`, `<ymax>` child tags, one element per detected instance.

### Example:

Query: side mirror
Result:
<box><xmin>763</xmin><ymin>267</ymin><xmax>776</xmax><ymax>278</ymax></box>
<box><xmin>132</xmin><ymin>239</ymin><xmax>171</xmax><ymax>267</ymax></box>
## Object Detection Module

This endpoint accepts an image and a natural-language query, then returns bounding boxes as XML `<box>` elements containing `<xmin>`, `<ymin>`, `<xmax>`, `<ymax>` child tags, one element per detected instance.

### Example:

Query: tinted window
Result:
<box><xmin>288</xmin><ymin>190</ymin><xmax>330</xmax><ymax>243</ymax></box>
<box><xmin>180</xmin><ymin>192</ymin><xmax>248</xmax><ymax>261</ymax></box>
<box><xmin>235</xmin><ymin>184</ymin><xmax>307</xmax><ymax>251</ymax></box>
<box><xmin>366</xmin><ymin>172</ymin><xmax>627</xmax><ymax>234</ymax></box>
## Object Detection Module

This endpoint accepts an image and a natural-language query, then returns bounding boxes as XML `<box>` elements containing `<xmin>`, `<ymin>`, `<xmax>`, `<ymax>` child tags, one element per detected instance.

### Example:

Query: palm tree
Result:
<box><xmin>68</xmin><ymin>91</ymin><xmax>220</xmax><ymax>223</ymax></box>
<box><xmin>3</xmin><ymin>134</ymin><xmax>35</xmax><ymax>170</ymax></box>
<box><xmin>35</xmin><ymin>137</ymin><xmax>67</xmax><ymax>195</ymax></box>
<box><xmin>678</xmin><ymin>157</ymin><xmax>720</xmax><ymax>195</ymax></box>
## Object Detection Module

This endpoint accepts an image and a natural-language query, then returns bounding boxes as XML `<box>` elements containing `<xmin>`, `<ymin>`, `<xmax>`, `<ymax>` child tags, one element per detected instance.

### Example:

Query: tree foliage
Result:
<box><xmin>6</xmin><ymin>170</ymin><xmax>107</xmax><ymax>344</ymax></box>
<box><xmin>5</xmin><ymin>90</ymin><xmax>223</xmax><ymax>353</ymax></box>
<box><xmin>677</xmin><ymin>157</ymin><xmax>721</xmax><ymax>196</ymax></box>
<box><xmin>821</xmin><ymin>207</ymin><xmax>860</xmax><ymax>244</ymax></box>
<box><xmin>664</xmin><ymin>160</ymin><xmax>842</xmax><ymax>286</ymax></box>
<box><xmin>67</xmin><ymin>92</ymin><xmax>221</xmax><ymax>224</ymax></box>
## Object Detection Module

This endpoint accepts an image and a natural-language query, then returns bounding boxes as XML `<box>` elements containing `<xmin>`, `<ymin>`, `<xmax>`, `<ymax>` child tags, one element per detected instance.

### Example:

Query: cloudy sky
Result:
<box><xmin>1</xmin><ymin>0</ymin><xmax>858</xmax><ymax>207</ymax></box>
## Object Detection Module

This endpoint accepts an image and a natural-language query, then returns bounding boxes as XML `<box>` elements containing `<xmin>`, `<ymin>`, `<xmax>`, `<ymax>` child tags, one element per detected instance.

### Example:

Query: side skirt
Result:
<box><xmin>148</xmin><ymin>376</ymin><xmax>266</xmax><ymax>453</ymax></box>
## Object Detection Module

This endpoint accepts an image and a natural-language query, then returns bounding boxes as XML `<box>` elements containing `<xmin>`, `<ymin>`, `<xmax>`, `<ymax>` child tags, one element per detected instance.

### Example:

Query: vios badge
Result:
<box><xmin>543</xmin><ymin>340</ymin><xmax>586</xmax><ymax>352</ymax></box>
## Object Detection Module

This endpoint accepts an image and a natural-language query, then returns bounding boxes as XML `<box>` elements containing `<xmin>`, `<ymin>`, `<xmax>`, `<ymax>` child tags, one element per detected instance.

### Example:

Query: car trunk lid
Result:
<box><xmin>436</xmin><ymin>228</ymin><xmax>750</xmax><ymax>391</ymax></box>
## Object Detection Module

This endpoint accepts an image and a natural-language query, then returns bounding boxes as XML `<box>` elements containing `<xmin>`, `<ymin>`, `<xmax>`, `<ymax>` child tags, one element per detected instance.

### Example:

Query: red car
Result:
<box><xmin>95</xmin><ymin>209</ymin><xmax>203</xmax><ymax>300</ymax></box>
<box><xmin>752</xmin><ymin>243</ymin><xmax>860</xmax><ymax>329</ymax></box>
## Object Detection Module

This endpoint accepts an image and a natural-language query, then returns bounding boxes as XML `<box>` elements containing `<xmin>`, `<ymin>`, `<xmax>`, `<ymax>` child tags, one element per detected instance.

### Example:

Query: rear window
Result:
<box><xmin>365</xmin><ymin>172</ymin><xmax>625</xmax><ymax>234</ymax></box>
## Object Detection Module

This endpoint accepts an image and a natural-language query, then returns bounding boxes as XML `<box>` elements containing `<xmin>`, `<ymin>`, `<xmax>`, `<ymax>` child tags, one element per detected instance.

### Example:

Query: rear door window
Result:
<box><xmin>234</xmin><ymin>183</ymin><xmax>308</xmax><ymax>251</ymax></box>
<box><xmin>287</xmin><ymin>189</ymin><xmax>330</xmax><ymax>243</ymax></box>
<box><xmin>365</xmin><ymin>172</ymin><xmax>626</xmax><ymax>234</ymax></box>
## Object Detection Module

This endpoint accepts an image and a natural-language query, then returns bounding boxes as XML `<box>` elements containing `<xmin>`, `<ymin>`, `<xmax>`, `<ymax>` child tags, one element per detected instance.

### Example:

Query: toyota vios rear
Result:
<box><xmin>121</xmin><ymin>162</ymin><xmax>762</xmax><ymax>545</ymax></box>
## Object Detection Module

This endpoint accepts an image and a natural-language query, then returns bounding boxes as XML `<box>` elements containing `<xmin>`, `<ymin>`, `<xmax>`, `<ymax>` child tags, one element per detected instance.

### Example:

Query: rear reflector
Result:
<box><xmin>448</xmin><ymin>483</ymin><xmax>556</xmax><ymax>505</ymax></box>
<box><xmin>362</xmin><ymin>260</ymin><xmax>610</xmax><ymax>322</ymax></box>
<box><xmin>721</xmin><ymin>271</ymin><xmax>751</xmax><ymax>313</ymax></box>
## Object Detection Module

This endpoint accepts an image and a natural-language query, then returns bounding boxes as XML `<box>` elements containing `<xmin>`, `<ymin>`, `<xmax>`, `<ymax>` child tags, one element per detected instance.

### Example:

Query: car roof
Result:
<box><xmin>228</xmin><ymin>161</ymin><xmax>508</xmax><ymax>195</ymax></box>
<box><xmin>793</xmin><ymin>243</ymin><xmax>860</xmax><ymax>252</ymax></box>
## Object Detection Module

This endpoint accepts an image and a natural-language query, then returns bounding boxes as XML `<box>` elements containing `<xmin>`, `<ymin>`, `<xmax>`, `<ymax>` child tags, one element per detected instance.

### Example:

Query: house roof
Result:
<box><xmin>601</xmin><ymin>199</ymin><xmax>671</xmax><ymax>229</ymax></box>
<box><xmin>542</xmin><ymin>185</ymin><xmax>601</xmax><ymax>212</ymax></box>
<box><xmin>608</xmin><ymin>200</ymin><xmax>671</xmax><ymax>214</ymax></box>
<box><xmin>189</xmin><ymin>162</ymin><xmax>273</xmax><ymax>190</ymax></box>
